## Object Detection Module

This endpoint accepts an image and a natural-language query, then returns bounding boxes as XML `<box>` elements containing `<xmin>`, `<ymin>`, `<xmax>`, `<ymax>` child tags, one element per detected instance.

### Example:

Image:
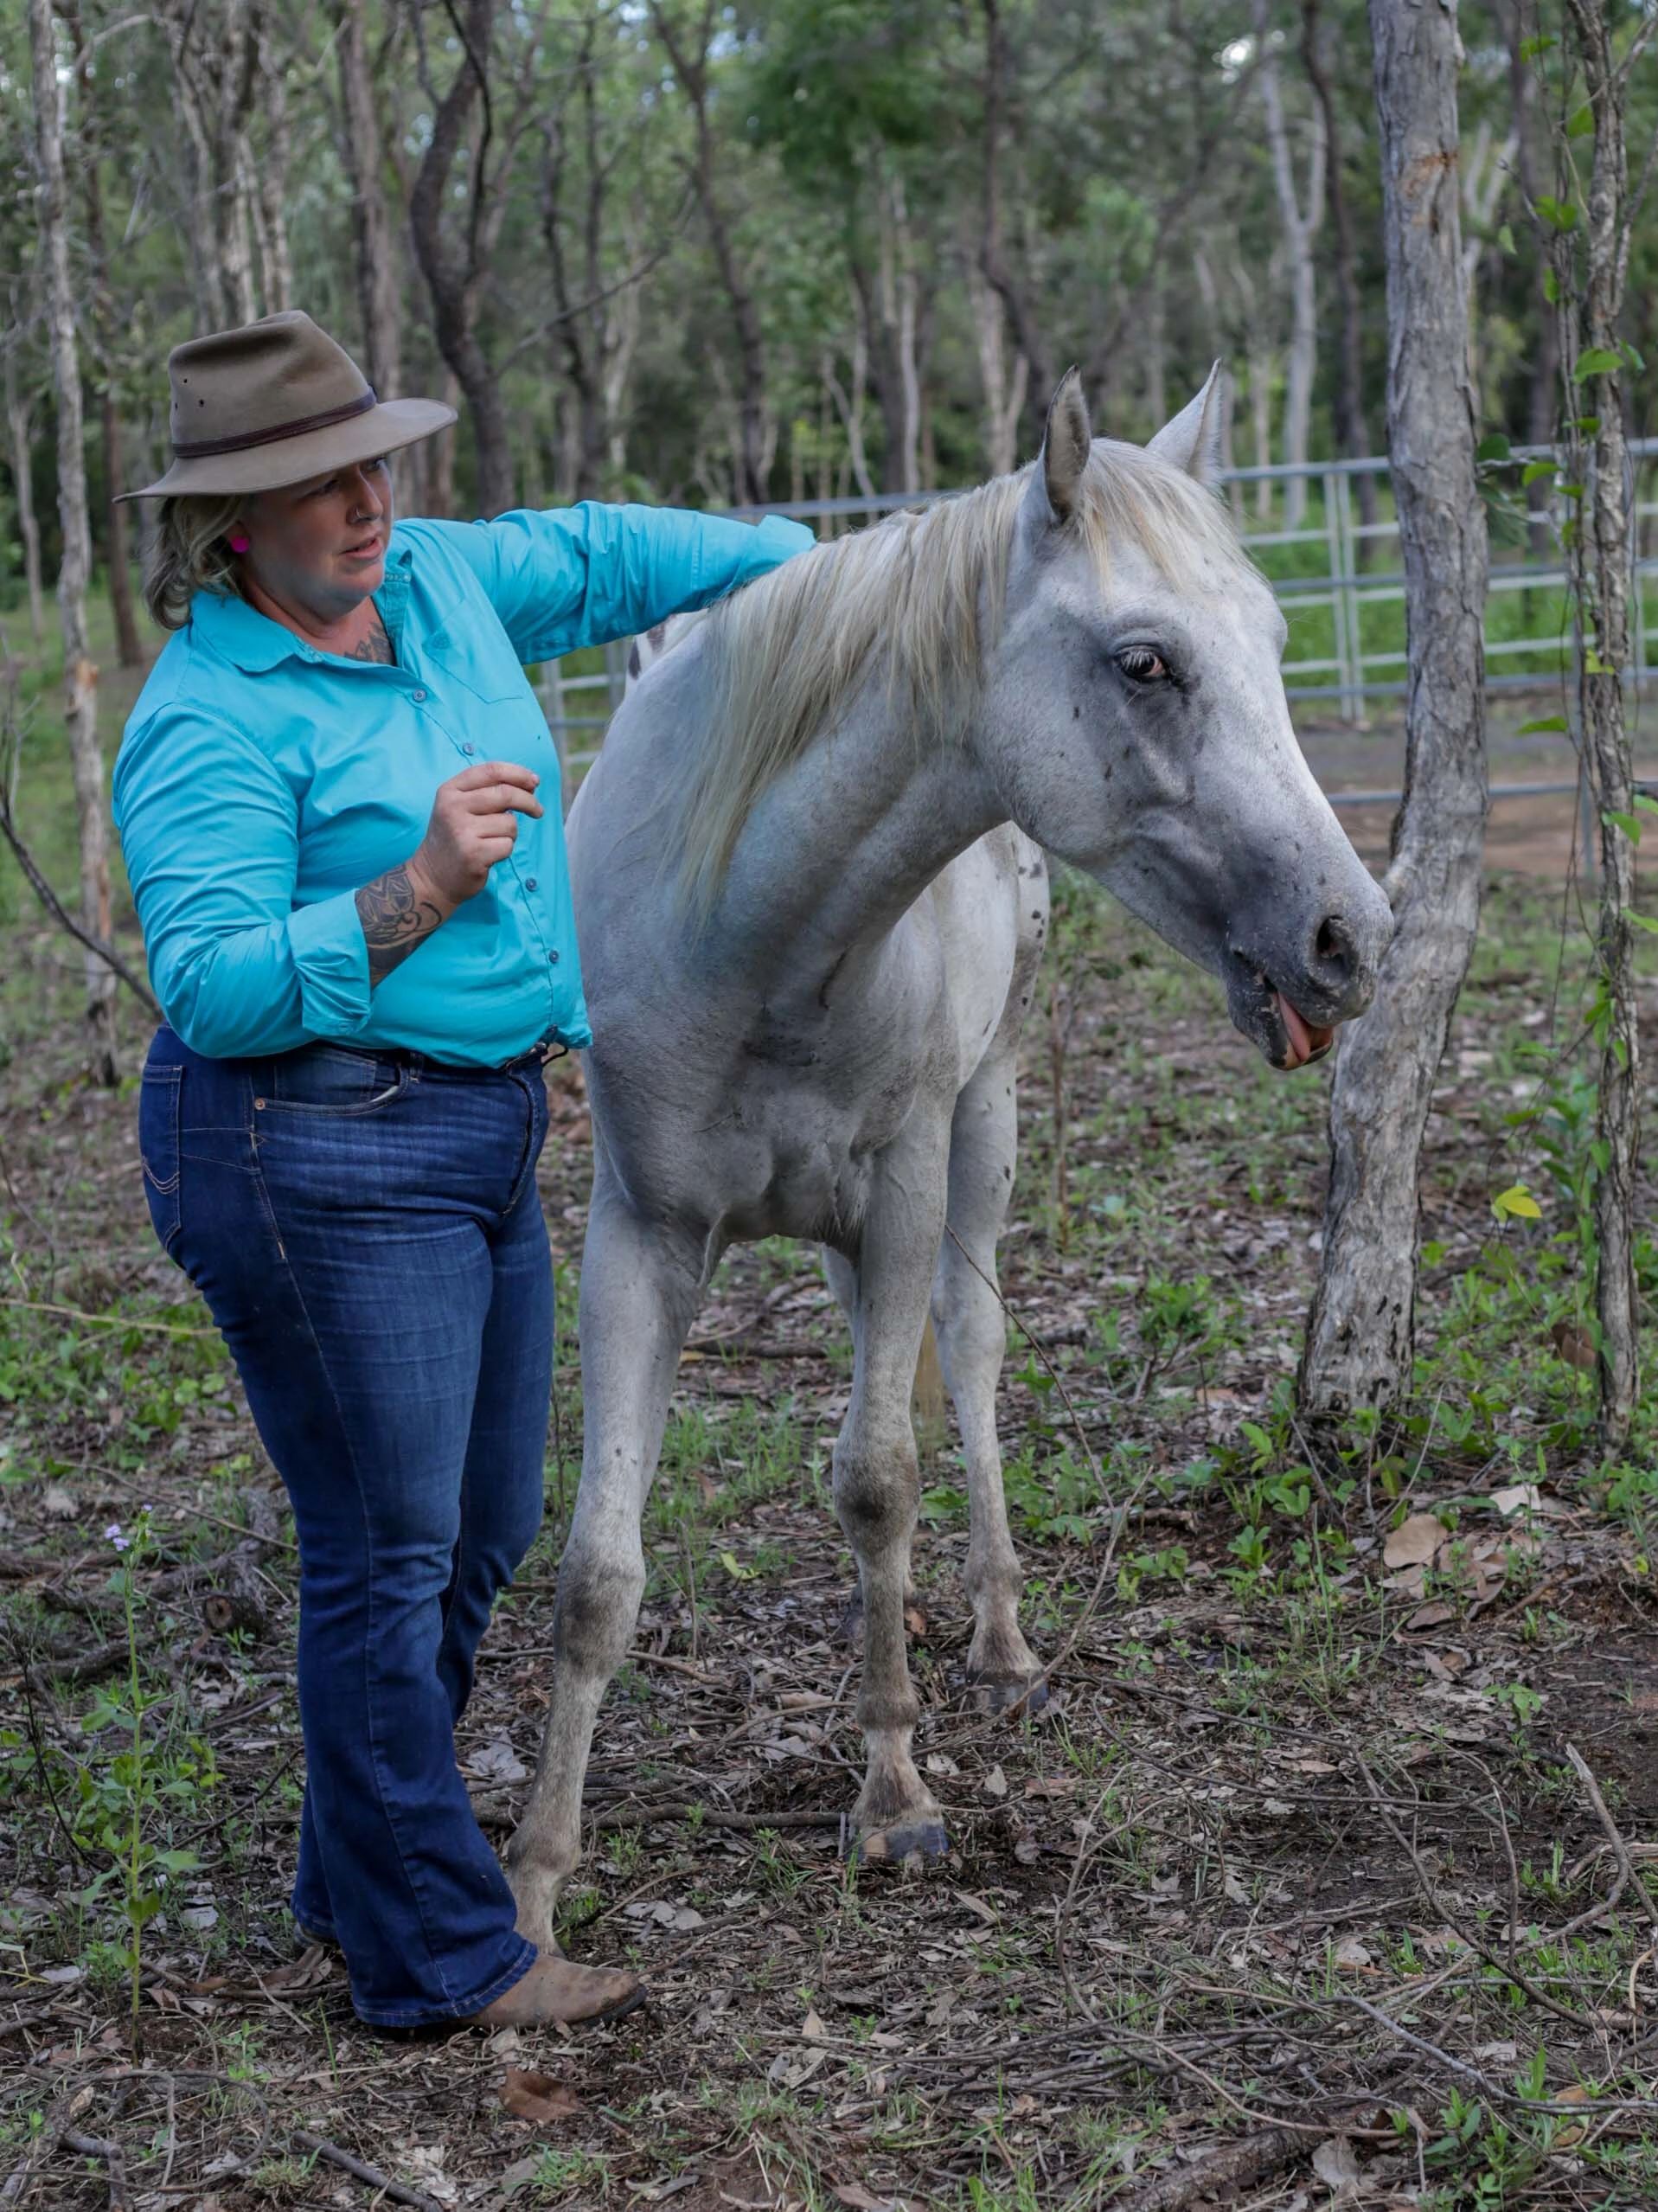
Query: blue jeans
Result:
<box><xmin>138</xmin><ymin>1027</ymin><xmax>550</xmax><ymax>2026</ymax></box>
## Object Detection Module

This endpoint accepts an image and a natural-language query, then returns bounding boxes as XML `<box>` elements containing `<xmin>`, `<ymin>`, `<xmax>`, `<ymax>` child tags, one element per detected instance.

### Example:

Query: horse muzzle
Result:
<box><xmin>1226</xmin><ymin>895</ymin><xmax>1391</xmax><ymax>1073</ymax></box>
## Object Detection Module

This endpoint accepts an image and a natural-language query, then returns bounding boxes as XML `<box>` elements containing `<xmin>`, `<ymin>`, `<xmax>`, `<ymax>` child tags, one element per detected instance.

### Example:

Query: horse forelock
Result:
<box><xmin>671</xmin><ymin>444</ymin><xmax>1254</xmax><ymax>913</ymax></box>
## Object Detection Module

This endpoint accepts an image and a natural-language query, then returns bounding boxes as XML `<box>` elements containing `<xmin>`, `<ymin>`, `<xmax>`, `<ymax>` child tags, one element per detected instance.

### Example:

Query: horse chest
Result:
<box><xmin>717</xmin><ymin>1043</ymin><xmax>931</xmax><ymax>1243</ymax></box>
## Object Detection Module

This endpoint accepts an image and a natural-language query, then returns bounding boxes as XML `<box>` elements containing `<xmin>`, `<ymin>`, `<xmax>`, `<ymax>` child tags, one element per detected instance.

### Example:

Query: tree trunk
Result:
<box><xmin>853</xmin><ymin>171</ymin><xmax>925</xmax><ymax>496</ymax></box>
<box><xmin>1300</xmin><ymin>0</ymin><xmax>1378</xmax><ymax>549</ymax></box>
<box><xmin>648</xmin><ymin>1</ymin><xmax>770</xmax><ymax>504</ymax></box>
<box><xmin>1457</xmin><ymin>119</ymin><xmax>1520</xmax><ymax>410</ymax></box>
<box><xmin>407</xmin><ymin>0</ymin><xmax>515</xmax><ymax>516</ymax></box>
<box><xmin>1143</xmin><ymin>268</ymin><xmax>1167</xmax><ymax>436</ymax></box>
<box><xmin>96</xmin><ymin>386</ymin><xmax>142</xmax><ymax>666</ymax></box>
<box><xmin>426</xmin><ymin>367</ymin><xmax>459</xmax><ymax>519</ymax></box>
<box><xmin>3</xmin><ymin>337</ymin><xmax>45</xmax><ymax>649</ymax></box>
<box><xmin>978</xmin><ymin>0</ymin><xmax>1052</xmax><ymax>448</ymax></box>
<box><xmin>1499</xmin><ymin>0</ymin><xmax>1563</xmax><ymax>555</ymax></box>
<box><xmin>966</xmin><ymin>256</ymin><xmax>1027</xmax><ymax>477</ymax></box>
<box><xmin>336</xmin><ymin>0</ymin><xmax>405</xmax><ymax>401</ymax></box>
<box><xmin>161</xmin><ymin>0</ymin><xmax>262</xmax><ymax>330</ymax></box>
<box><xmin>253</xmin><ymin>42</ymin><xmax>294</xmax><ymax>312</ymax></box>
<box><xmin>27</xmin><ymin>0</ymin><xmax>118</xmax><ymax>1081</ymax></box>
<box><xmin>1254</xmin><ymin>0</ymin><xmax>1325</xmax><ymax>531</ymax></box>
<box><xmin>1192</xmin><ymin>247</ymin><xmax>1246</xmax><ymax>525</ymax></box>
<box><xmin>538</xmin><ymin>29</ymin><xmax>606</xmax><ymax>501</ymax></box>
<box><xmin>1558</xmin><ymin>0</ymin><xmax>1640</xmax><ymax>1452</ymax></box>
<box><xmin>63</xmin><ymin>0</ymin><xmax>143</xmax><ymax>668</ymax></box>
<box><xmin>1299</xmin><ymin>0</ymin><xmax>1489</xmax><ymax>1420</ymax></box>
<box><xmin>823</xmin><ymin>330</ymin><xmax>877</xmax><ymax>504</ymax></box>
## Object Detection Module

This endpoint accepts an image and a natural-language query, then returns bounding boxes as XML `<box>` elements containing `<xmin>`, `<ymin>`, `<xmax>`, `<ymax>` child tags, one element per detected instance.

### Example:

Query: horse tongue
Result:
<box><xmin>1276</xmin><ymin>992</ymin><xmax>1319</xmax><ymax>1065</ymax></box>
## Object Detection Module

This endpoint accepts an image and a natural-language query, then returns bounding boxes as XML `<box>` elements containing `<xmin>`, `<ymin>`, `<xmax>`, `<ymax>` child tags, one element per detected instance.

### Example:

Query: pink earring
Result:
<box><xmin>228</xmin><ymin>533</ymin><xmax>250</xmax><ymax>555</ymax></box>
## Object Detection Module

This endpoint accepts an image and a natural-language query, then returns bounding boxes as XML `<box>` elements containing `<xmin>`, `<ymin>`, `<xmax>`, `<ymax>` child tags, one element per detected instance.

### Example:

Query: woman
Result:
<box><xmin>114</xmin><ymin>311</ymin><xmax>811</xmax><ymax>2031</ymax></box>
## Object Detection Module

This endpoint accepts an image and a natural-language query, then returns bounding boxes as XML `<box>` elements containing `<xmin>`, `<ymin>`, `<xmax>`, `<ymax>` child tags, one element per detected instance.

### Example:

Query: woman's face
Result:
<box><xmin>240</xmin><ymin>457</ymin><xmax>394</xmax><ymax>620</ymax></box>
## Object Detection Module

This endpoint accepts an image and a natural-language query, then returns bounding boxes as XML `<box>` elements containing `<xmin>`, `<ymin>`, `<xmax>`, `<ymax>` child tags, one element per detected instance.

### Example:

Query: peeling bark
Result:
<box><xmin>1300</xmin><ymin>0</ymin><xmax>1489</xmax><ymax>1421</ymax></box>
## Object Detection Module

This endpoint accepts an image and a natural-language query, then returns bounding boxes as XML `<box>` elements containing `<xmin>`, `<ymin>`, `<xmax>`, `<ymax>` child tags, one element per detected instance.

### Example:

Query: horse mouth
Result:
<box><xmin>1230</xmin><ymin>963</ymin><xmax>1338</xmax><ymax>1071</ymax></box>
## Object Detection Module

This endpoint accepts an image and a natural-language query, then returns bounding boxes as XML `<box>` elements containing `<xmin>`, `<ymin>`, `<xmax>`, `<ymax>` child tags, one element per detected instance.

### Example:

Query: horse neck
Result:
<box><xmin>714</xmin><ymin>677</ymin><xmax>1004</xmax><ymax>986</ymax></box>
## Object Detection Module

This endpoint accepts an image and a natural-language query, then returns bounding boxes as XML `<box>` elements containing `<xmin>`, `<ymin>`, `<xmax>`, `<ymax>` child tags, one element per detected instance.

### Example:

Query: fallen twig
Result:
<box><xmin>1109</xmin><ymin>2121</ymin><xmax>1315</xmax><ymax>2212</ymax></box>
<box><xmin>292</xmin><ymin>2130</ymin><xmax>446</xmax><ymax>2211</ymax></box>
<box><xmin>1566</xmin><ymin>1741</ymin><xmax>1658</xmax><ymax>1939</ymax></box>
<box><xmin>1359</xmin><ymin>1758</ymin><xmax>1598</xmax><ymax>2030</ymax></box>
<box><xmin>19</xmin><ymin>1639</ymin><xmax>127</xmax><ymax>1696</ymax></box>
<box><xmin>61</xmin><ymin>2132</ymin><xmax>130</xmax><ymax>2209</ymax></box>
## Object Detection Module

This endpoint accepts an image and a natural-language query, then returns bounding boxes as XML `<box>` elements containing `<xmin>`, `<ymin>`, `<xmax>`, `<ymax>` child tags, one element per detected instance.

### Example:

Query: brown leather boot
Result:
<box><xmin>467</xmin><ymin>1951</ymin><xmax>645</xmax><ymax>2029</ymax></box>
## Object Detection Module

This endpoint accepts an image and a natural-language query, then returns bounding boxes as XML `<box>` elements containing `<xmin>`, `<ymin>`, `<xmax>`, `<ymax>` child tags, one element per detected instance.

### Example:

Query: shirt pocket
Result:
<box><xmin>139</xmin><ymin>1062</ymin><xmax>183</xmax><ymax>1258</ymax></box>
<box><xmin>420</xmin><ymin>625</ymin><xmax>532</xmax><ymax>707</ymax></box>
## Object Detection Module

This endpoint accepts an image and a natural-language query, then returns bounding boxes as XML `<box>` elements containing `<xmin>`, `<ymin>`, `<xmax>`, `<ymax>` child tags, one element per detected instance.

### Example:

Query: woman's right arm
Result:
<box><xmin>113</xmin><ymin>709</ymin><xmax>541</xmax><ymax>1055</ymax></box>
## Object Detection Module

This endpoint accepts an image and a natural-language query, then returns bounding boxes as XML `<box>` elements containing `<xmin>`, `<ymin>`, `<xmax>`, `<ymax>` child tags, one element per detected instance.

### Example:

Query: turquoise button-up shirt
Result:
<box><xmin>113</xmin><ymin>503</ymin><xmax>811</xmax><ymax>1067</ymax></box>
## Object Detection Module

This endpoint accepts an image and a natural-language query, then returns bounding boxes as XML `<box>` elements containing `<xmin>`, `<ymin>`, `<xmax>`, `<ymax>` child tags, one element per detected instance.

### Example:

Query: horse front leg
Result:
<box><xmin>933</xmin><ymin>1048</ymin><xmax>1047</xmax><ymax>1711</ymax></box>
<box><xmin>837</xmin><ymin>1130</ymin><xmax>951</xmax><ymax>1863</ymax></box>
<box><xmin>507</xmin><ymin>1171</ymin><xmax>703</xmax><ymax>1952</ymax></box>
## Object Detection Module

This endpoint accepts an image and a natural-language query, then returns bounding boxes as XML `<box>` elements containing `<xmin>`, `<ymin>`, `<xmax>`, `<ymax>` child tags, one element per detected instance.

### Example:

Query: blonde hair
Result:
<box><xmin>143</xmin><ymin>493</ymin><xmax>246</xmax><ymax>630</ymax></box>
<box><xmin>675</xmin><ymin>441</ymin><xmax>1255</xmax><ymax>914</ymax></box>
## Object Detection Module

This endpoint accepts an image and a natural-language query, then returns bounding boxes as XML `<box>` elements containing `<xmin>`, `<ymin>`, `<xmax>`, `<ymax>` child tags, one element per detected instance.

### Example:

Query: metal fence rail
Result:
<box><xmin>538</xmin><ymin>439</ymin><xmax>1658</xmax><ymax>778</ymax></box>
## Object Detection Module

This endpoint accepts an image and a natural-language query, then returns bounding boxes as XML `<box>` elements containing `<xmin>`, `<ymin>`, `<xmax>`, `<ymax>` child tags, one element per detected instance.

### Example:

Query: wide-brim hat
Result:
<box><xmin>118</xmin><ymin>310</ymin><xmax>456</xmax><ymax>500</ymax></box>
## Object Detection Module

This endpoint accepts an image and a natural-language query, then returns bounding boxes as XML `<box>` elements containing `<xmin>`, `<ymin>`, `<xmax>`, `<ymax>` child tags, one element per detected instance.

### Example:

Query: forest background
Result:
<box><xmin>5</xmin><ymin>0</ymin><xmax>1656</xmax><ymax>599</ymax></box>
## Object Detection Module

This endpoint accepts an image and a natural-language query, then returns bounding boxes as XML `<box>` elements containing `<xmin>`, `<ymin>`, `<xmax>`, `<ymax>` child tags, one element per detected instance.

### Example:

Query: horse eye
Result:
<box><xmin>1116</xmin><ymin>646</ymin><xmax>1171</xmax><ymax>684</ymax></box>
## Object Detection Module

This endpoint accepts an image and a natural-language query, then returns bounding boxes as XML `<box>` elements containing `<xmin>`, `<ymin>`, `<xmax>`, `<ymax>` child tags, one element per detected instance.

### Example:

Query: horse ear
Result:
<box><xmin>1039</xmin><ymin>368</ymin><xmax>1092</xmax><ymax>524</ymax></box>
<box><xmin>1146</xmin><ymin>362</ymin><xmax>1227</xmax><ymax>484</ymax></box>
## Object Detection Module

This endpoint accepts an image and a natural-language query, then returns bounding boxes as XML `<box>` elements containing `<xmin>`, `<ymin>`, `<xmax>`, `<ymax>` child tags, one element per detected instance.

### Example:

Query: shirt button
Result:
<box><xmin>412</xmin><ymin>688</ymin><xmax>427</xmax><ymax>702</ymax></box>
<box><xmin>461</xmin><ymin>742</ymin><xmax>477</xmax><ymax>756</ymax></box>
<box><xmin>524</xmin><ymin>876</ymin><xmax>538</xmax><ymax>891</ymax></box>
<box><xmin>547</xmin><ymin>950</ymin><xmax>560</xmax><ymax>964</ymax></box>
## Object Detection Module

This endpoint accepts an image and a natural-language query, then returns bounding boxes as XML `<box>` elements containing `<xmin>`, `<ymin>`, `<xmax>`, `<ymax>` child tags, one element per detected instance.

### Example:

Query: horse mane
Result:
<box><xmin>673</xmin><ymin>440</ymin><xmax>1255</xmax><ymax>914</ymax></box>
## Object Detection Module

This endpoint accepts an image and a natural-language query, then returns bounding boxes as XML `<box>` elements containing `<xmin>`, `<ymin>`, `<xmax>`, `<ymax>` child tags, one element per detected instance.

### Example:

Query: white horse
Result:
<box><xmin>507</xmin><ymin>370</ymin><xmax>1392</xmax><ymax>1947</ymax></box>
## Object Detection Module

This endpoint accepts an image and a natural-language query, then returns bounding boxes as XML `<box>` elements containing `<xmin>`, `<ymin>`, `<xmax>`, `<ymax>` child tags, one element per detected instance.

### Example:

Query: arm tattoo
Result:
<box><xmin>355</xmin><ymin>865</ymin><xmax>446</xmax><ymax>986</ymax></box>
<box><xmin>350</xmin><ymin>609</ymin><xmax>396</xmax><ymax>664</ymax></box>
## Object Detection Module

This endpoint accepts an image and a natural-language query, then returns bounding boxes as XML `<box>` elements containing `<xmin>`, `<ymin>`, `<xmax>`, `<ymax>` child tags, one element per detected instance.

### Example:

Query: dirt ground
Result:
<box><xmin>5</xmin><ymin>694</ymin><xmax>1658</xmax><ymax>2208</ymax></box>
<box><xmin>1301</xmin><ymin>698</ymin><xmax>1658</xmax><ymax>883</ymax></box>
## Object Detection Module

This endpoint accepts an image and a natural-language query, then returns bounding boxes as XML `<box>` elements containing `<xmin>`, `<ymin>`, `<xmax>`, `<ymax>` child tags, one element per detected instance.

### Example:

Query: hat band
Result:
<box><xmin>171</xmin><ymin>387</ymin><xmax>379</xmax><ymax>461</ymax></box>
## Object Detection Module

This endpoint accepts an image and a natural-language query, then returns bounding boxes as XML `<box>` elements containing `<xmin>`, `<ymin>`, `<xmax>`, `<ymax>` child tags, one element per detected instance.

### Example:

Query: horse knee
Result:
<box><xmin>833</xmin><ymin>1432</ymin><xmax>919</xmax><ymax>1552</ymax></box>
<box><xmin>552</xmin><ymin>1536</ymin><xmax>644</xmax><ymax>1675</ymax></box>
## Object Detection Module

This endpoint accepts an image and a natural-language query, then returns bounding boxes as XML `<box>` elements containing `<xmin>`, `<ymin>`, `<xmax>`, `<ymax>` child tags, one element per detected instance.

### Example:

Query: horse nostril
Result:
<box><xmin>1314</xmin><ymin>913</ymin><xmax>1355</xmax><ymax>981</ymax></box>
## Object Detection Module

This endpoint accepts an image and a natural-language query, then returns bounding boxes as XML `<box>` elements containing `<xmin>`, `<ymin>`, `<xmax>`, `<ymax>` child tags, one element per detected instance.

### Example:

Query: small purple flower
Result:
<box><xmin>105</xmin><ymin>1523</ymin><xmax>129</xmax><ymax>1552</ymax></box>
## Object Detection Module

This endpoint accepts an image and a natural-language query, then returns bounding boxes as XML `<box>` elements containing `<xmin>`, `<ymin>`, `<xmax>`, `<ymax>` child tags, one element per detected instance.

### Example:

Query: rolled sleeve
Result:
<box><xmin>415</xmin><ymin>503</ymin><xmax>816</xmax><ymax>661</ymax></box>
<box><xmin>285</xmin><ymin>889</ymin><xmax>373</xmax><ymax>1039</ymax></box>
<box><xmin>114</xmin><ymin>705</ymin><xmax>364</xmax><ymax>1058</ymax></box>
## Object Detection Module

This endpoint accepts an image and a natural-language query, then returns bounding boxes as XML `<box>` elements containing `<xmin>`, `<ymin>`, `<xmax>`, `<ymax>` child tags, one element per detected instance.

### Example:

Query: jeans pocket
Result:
<box><xmin>139</xmin><ymin>1062</ymin><xmax>183</xmax><ymax>1258</ymax></box>
<box><xmin>258</xmin><ymin>1048</ymin><xmax>411</xmax><ymax>1116</ymax></box>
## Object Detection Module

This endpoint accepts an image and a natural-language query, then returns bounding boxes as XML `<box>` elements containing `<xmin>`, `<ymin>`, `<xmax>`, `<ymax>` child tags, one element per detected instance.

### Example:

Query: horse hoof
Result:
<box><xmin>851</xmin><ymin>1816</ymin><xmax>950</xmax><ymax>1865</ymax></box>
<box><xmin>966</xmin><ymin>1672</ymin><xmax>1050</xmax><ymax>1717</ymax></box>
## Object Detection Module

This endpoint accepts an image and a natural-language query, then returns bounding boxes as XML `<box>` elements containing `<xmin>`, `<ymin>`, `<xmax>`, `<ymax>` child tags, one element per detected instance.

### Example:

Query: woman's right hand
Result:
<box><xmin>407</xmin><ymin>760</ymin><xmax>544</xmax><ymax>911</ymax></box>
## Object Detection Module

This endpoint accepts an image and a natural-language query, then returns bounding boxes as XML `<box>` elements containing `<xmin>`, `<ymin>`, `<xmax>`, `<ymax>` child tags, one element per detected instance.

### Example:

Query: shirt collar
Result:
<box><xmin>189</xmin><ymin>534</ymin><xmax>416</xmax><ymax>673</ymax></box>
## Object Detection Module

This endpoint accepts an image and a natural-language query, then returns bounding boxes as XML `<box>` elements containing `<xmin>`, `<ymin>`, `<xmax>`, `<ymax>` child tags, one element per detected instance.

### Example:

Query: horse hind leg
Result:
<box><xmin>933</xmin><ymin>1050</ymin><xmax>1047</xmax><ymax>1714</ymax></box>
<box><xmin>506</xmin><ymin>1177</ymin><xmax>703</xmax><ymax>1952</ymax></box>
